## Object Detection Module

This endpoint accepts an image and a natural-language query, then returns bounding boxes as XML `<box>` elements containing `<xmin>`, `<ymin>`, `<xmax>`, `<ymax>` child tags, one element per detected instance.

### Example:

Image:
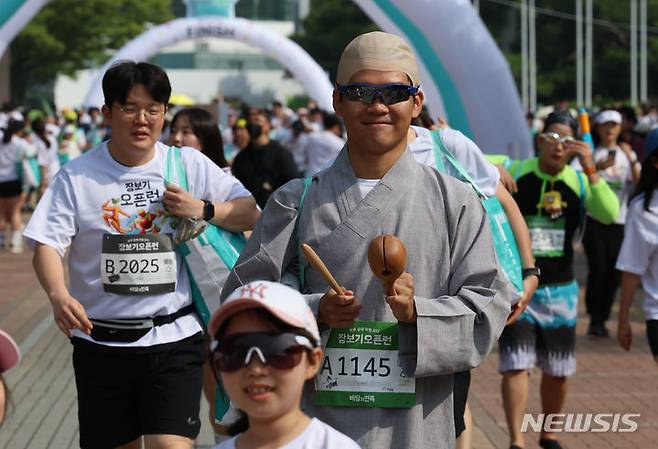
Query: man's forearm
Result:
<box><xmin>33</xmin><ymin>243</ymin><xmax>68</xmax><ymax>299</ymax></box>
<box><xmin>211</xmin><ymin>197</ymin><xmax>260</xmax><ymax>232</ymax></box>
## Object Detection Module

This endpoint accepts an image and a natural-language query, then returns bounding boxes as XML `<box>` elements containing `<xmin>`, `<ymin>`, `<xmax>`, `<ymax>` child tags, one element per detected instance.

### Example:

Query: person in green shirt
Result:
<box><xmin>493</xmin><ymin>111</ymin><xmax>619</xmax><ymax>449</ymax></box>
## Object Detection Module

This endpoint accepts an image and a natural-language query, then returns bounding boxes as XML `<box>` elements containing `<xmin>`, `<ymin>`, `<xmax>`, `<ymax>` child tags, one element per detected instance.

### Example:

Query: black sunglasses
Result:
<box><xmin>337</xmin><ymin>83</ymin><xmax>419</xmax><ymax>105</ymax></box>
<box><xmin>212</xmin><ymin>332</ymin><xmax>314</xmax><ymax>373</ymax></box>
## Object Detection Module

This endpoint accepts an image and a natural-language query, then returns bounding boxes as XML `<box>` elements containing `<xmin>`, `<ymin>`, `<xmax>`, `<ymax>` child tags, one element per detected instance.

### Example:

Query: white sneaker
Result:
<box><xmin>9</xmin><ymin>245</ymin><xmax>23</xmax><ymax>254</ymax></box>
<box><xmin>9</xmin><ymin>231</ymin><xmax>23</xmax><ymax>254</ymax></box>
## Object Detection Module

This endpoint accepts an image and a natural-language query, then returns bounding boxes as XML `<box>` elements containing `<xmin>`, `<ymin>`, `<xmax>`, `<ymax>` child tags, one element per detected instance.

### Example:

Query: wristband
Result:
<box><xmin>583</xmin><ymin>165</ymin><xmax>597</xmax><ymax>176</ymax></box>
<box><xmin>522</xmin><ymin>267</ymin><xmax>541</xmax><ymax>279</ymax></box>
<box><xmin>202</xmin><ymin>199</ymin><xmax>215</xmax><ymax>221</ymax></box>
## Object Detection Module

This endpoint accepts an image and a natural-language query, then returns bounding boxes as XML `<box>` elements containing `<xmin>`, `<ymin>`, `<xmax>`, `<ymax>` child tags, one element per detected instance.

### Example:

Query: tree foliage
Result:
<box><xmin>9</xmin><ymin>0</ymin><xmax>174</xmax><ymax>103</ymax></box>
<box><xmin>290</xmin><ymin>0</ymin><xmax>378</xmax><ymax>84</ymax></box>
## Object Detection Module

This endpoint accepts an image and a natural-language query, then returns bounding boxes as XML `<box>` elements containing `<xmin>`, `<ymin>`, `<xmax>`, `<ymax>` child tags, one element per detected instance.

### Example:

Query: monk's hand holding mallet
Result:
<box><xmin>368</xmin><ymin>235</ymin><xmax>416</xmax><ymax>323</ymax></box>
<box><xmin>301</xmin><ymin>243</ymin><xmax>362</xmax><ymax>328</ymax></box>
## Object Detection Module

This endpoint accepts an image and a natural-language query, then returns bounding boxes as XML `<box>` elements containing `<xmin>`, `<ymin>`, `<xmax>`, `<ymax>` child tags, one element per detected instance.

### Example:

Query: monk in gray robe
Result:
<box><xmin>220</xmin><ymin>31</ymin><xmax>514</xmax><ymax>449</ymax></box>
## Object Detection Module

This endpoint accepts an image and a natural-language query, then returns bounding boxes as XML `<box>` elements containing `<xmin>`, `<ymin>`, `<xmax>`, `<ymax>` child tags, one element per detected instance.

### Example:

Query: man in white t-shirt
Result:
<box><xmin>305</xmin><ymin>113</ymin><xmax>346</xmax><ymax>176</ymax></box>
<box><xmin>24</xmin><ymin>61</ymin><xmax>258</xmax><ymax>449</ymax></box>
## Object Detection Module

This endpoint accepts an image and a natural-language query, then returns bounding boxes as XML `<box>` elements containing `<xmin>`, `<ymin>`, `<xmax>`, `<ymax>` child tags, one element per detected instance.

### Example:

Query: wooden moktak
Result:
<box><xmin>367</xmin><ymin>234</ymin><xmax>407</xmax><ymax>296</ymax></box>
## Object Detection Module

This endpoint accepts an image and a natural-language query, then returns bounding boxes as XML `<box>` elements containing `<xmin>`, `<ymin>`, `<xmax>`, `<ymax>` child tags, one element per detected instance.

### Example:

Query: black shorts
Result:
<box><xmin>0</xmin><ymin>180</ymin><xmax>21</xmax><ymax>198</ymax></box>
<box><xmin>453</xmin><ymin>370</ymin><xmax>471</xmax><ymax>438</ymax></box>
<box><xmin>647</xmin><ymin>320</ymin><xmax>658</xmax><ymax>356</ymax></box>
<box><xmin>72</xmin><ymin>333</ymin><xmax>205</xmax><ymax>449</ymax></box>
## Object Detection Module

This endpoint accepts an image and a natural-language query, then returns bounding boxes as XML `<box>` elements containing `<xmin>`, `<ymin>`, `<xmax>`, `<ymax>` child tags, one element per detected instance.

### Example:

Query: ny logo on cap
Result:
<box><xmin>240</xmin><ymin>282</ymin><xmax>268</xmax><ymax>299</ymax></box>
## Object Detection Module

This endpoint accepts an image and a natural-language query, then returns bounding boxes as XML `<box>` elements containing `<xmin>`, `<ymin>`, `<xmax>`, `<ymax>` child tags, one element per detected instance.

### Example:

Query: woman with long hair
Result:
<box><xmin>169</xmin><ymin>108</ymin><xmax>228</xmax><ymax>171</ymax></box>
<box><xmin>578</xmin><ymin>110</ymin><xmax>641</xmax><ymax>337</ymax></box>
<box><xmin>31</xmin><ymin>117</ymin><xmax>60</xmax><ymax>196</ymax></box>
<box><xmin>616</xmin><ymin>129</ymin><xmax>658</xmax><ymax>365</ymax></box>
<box><xmin>0</xmin><ymin>120</ymin><xmax>30</xmax><ymax>253</ymax></box>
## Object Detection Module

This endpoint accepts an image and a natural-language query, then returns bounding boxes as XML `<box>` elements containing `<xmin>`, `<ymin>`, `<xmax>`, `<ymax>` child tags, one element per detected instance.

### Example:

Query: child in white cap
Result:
<box><xmin>208</xmin><ymin>281</ymin><xmax>360</xmax><ymax>449</ymax></box>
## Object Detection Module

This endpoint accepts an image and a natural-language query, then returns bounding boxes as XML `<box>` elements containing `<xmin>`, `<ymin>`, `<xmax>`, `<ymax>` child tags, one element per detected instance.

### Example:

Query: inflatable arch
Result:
<box><xmin>81</xmin><ymin>17</ymin><xmax>335</xmax><ymax>111</ymax></box>
<box><xmin>1</xmin><ymin>0</ymin><xmax>532</xmax><ymax>156</ymax></box>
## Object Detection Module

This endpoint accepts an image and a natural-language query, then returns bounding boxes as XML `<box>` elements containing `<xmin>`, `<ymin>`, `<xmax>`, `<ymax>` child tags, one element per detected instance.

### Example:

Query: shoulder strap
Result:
<box><xmin>512</xmin><ymin>159</ymin><xmax>525</xmax><ymax>180</ymax></box>
<box><xmin>296</xmin><ymin>177</ymin><xmax>313</xmax><ymax>290</ymax></box>
<box><xmin>429</xmin><ymin>129</ymin><xmax>447</xmax><ymax>173</ymax></box>
<box><xmin>165</xmin><ymin>146</ymin><xmax>189</xmax><ymax>190</ymax></box>
<box><xmin>430</xmin><ymin>129</ymin><xmax>486</xmax><ymax>198</ymax></box>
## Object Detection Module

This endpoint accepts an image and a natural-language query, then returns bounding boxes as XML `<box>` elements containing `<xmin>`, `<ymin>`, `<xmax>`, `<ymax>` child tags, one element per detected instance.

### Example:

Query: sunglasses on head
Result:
<box><xmin>212</xmin><ymin>332</ymin><xmax>314</xmax><ymax>373</ymax></box>
<box><xmin>337</xmin><ymin>83</ymin><xmax>419</xmax><ymax>105</ymax></box>
<box><xmin>539</xmin><ymin>132</ymin><xmax>575</xmax><ymax>144</ymax></box>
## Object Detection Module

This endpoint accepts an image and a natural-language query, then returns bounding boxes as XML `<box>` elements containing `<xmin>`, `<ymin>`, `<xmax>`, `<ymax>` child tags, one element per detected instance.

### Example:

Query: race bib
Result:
<box><xmin>315</xmin><ymin>321</ymin><xmax>415</xmax><ymax>408</ymax></box>
<box><xmin>100</xmin><ymin>234</ymin><xmax>177</xmax><ymax>295</ymax></box>
<box><xmin>526</xmin><ymin>215</ymin><xmax>565</xmax><ymax>258</ymax></box>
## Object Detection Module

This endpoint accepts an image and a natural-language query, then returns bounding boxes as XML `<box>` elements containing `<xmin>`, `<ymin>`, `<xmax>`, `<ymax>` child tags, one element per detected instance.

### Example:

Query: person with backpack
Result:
<box><xmin>494</xmin><ymin>111</ymin><xmax>620</xmax><ymax>449</ymax></box>
<box><xmin>24</xmin><ymin>61</ymin><xmax>258</xmax><ymax>449</ymax></box>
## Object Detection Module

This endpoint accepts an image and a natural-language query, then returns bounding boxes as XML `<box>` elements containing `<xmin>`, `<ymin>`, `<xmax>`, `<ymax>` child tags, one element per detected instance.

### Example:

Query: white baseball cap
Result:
<box><xmin>594</xmin><ymin>110</ymin><xmax>622</xmax><ymax>125</ymax></box>
<box><xmin>209</xmin><ymin>281</ymin><xmax>321</xmax><ymax>346</ymax></box>
<box><xmin>0</xmin><ymin>329</ymin><xmax>20</xmax><ymax>373</ymax></box>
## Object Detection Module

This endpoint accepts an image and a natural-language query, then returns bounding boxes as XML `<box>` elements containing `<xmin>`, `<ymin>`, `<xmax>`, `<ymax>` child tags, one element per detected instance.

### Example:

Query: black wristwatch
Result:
<box><xmin>202</xmin><ymin>199</ymin><xmax>215</xmax><ymax>221</ymax></box>
<box><xmin>522</xmin><ymin>267</ymin><xmax>541</xmax><ymax>279</ymax></box>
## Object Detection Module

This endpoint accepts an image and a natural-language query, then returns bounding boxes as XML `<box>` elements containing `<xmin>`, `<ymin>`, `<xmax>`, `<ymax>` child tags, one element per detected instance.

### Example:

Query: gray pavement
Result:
<box><xmin>1</xmin><ymin>243</ymin><xmax>655</xmax><ymax>448</ymax></box>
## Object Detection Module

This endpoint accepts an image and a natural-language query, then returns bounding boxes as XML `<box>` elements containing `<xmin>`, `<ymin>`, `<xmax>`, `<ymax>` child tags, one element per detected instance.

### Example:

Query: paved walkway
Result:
<box><xmin>0</xmin><ymin>244</ymin><xmax>656</xmax><ymax>448</ymax></box>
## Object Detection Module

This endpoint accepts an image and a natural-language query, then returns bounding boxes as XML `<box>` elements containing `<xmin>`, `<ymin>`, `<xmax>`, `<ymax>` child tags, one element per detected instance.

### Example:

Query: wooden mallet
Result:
<box><xmin>367</xmin><ymin>234</ymin><xmax>407</xmax><ymax>296</ymax></box>
<box><xmin>301</xmin><ymin>243</ymin><xmax>346</xmax><ymax>295</ymax></box>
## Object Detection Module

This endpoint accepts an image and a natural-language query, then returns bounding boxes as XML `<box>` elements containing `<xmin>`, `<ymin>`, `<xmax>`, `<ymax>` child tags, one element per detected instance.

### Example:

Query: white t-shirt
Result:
<box><xmin>23</xmin><ymin>141</ymin><xmax>252</xmax><ymax>347</ymax></box>
<box><xmin>356</xmin><ymin>178</ymin><xmax>380</xmax><ymax>198</ymax></box>
<box><xmin>0</xmin><ymin>136</ymin><xmax>32</xmax><ymax>183</ymax></box>
<box><xmin>408</xmin><ymin>126</ymin><xmax>500</xmax><ymax>196</ymax></box>
<box><xmin>34</xmin><ymin>134</ymin><xmax>60</xmax><ymax>184</ymax></box>
<box><xmin>616</xmin><ymin>193</ymin><xmax>658</xmax><ymax>320</ymax></box>
<box><xmin>213</xmin><ymin>418</ymin><xmax>360</xmax><ymax>449</ymax></box>
<box><xmin>572</xmin><ymin>146</ymin><xmax>636</xmax><ymax>224</ymax></box>
<box><xmin>305</xmin><ymin>130</ymin><xmax>346</xmax><ymax>176</ymax></box>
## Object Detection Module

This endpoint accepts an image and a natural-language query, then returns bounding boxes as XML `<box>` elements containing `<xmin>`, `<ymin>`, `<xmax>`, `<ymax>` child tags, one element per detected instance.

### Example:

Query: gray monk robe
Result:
<box><xmin>221</xmin><ymin>147</ymin><xmax>514</xmax><ymax>449</ymax></box>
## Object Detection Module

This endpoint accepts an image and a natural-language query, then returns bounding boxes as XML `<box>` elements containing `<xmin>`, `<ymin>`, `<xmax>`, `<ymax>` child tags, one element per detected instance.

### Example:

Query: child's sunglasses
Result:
<box><xmin>212</xmin><ymin>332</ymin><xmax>314</xmax><ymax>373</ymax></box>
<box><xmin>337</xmin><ymin>83</ymin><xmax>419</xmax><ymax>105</ymax></box>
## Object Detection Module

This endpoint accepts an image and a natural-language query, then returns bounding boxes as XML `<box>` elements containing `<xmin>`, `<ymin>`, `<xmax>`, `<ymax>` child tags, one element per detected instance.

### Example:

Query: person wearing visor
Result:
<box><xmin>572</xmin><ymin>110</ymin><xmax>641</xmax><ymax>337</ymax></box>
<box><xmin>493</xmin><ymin>111</ymin><xmax>619</xmax><ymax>449</ymax></box>
<box><xmin>221</xmin><ymin>31</ymin><xmax>514</xmax><ymax>449</ymax></box>
<box><xmin>24</xmin><ymin>61</ymin><xmax>258</xmax><ymax>449</ymax></box>
<box><xmin>208</xmin><ymin>281</ymin><xmax>360</xmax><ymax>449</ymax></box>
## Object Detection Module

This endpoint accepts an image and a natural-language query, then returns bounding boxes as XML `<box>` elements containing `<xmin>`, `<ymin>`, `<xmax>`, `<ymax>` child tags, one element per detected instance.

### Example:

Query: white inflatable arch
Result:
<box><xmin>1</xmin><ymin>0</ymin><xmax>532</xmax><ymax>156</ymax></box>
<box><xmin>82</xmin><ymin>17</ymin><xmax>334</xmax><ymax>111</ymax></box>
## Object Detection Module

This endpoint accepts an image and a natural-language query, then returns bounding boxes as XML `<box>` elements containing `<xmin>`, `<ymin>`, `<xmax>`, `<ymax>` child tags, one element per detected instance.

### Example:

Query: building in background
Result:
<box><xmin>54</xmin><ymin>0</ymin><xmax>313</xmax><ymax>109</ymax></box>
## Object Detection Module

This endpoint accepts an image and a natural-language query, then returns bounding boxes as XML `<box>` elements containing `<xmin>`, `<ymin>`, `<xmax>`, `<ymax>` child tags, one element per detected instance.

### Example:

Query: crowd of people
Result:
<box><xmin>0</xmin><ymin>30</ymin><xmax>656</xmax><ymax>449</ymax></box>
